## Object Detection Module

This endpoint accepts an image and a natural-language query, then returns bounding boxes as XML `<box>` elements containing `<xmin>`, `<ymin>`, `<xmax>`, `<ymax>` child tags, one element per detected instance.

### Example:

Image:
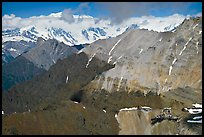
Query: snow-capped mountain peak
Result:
<box><xmin>2</xmin><ymin>13</ymin><xmax>188</xmax><ymax>47</ymax></box>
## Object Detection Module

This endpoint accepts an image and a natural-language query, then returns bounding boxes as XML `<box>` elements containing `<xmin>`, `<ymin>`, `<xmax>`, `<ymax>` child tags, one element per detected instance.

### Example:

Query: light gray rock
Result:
<box><xmin>23</xmin><ymin>38</ymin><xmax>78</xmax><ymax>70</ymax></box>
<box><xmin>82</xmin><ymin>17</ymin><xmax>202</xmax><ymax>94</ymax></box>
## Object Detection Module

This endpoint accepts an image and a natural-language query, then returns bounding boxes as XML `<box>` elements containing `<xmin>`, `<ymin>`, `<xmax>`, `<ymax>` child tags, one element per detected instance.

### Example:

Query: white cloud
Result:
<box><xmin>2</xmin><ymin>11</ymin><xmax>192</xmax><ymax>46</ymax></box>
<box><xmin>2</xmin><ymin>14</ymin><xmax>22</xmax><ymax>30</ymax></box>
<box><xmin>60</xmin><ymin>9</ymin><xmax>75</xmax><ymax>23</ymax></box>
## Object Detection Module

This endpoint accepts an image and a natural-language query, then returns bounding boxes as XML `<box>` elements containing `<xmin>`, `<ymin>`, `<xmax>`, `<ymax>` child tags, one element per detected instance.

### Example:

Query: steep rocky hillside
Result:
<box><xmin>2</xmin><ymin>56</ymin><xmax>46</xmax><ymax>91</ymax></box>
<box><xmin>2</xmin><ymin>40</ymin><xmax>36</xmax><ymax>63</ymax></box>
<box><xmin>2</xmin><ymin>17</ymin><xmax>202</xmax><ymax>135</ymax></box>
<box><xmin>2</xmin><ymin>38</ymin><xmax>78</xmax><ymax>91</ymax></box>
<box><xmin>22</xmin><ymin>38</ymin><xmax>79</xmax><ymax>70</ymax></box>
<box><xmin>82</xmin><ymin>17</ymin><xmax>202</xmax><ymax>95</ymax></box>
<box><xmin>2</xmin><ymin>49</ymin><xmax>14</xmax><ymax>65</ymax></box>
<box><xmin>2</xmin><ymin>52</ymin><xmax>114</xmax><ymax>114</ymax></box>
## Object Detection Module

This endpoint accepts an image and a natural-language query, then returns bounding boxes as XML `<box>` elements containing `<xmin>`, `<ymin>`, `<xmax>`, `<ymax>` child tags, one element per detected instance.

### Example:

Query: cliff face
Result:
<box><xmin>116</xmin><ymin>109</ymin><xmax>177</xmax><ymax>135</ymax></box>
<box><xmin>115</xmin><ymin>106</ymin><xmax>202</xmax><ymax>135</ymax></box>
<box><xmin>82</xmin><ymin>17</ymin><xmax>202</xmax><ymax>94</ymax></box>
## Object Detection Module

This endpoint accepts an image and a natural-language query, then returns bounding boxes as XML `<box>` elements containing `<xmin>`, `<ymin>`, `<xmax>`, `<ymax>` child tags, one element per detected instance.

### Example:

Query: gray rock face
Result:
<box><xmin>2</xmin><ymin>38</ymin><xmax>79</xmax><ymax>91</ymax></box>
<box><xmin>23</xmin><ymin>39</ymin><xmax>78</xmax><ymax>70</ymax></box>
<box><xmin>2</xmin><ymin>49</ymin><xmax>14</xmax><ymax>65</ymax></box>
<box><xmin>2</xmin><ymin>56</ymin><xmax>46</xmax><ymax>91</ymax></box>
<box><xmin>82</xmin><ymin>17</ymin><xmax>202</xmax><ymax>94</ymax></box>
<box><xmin>2</xmin><ymin>40</ymin><xmax>36</xmax><ymax>62</ymax></box>
<box><xmin>115</xmin><ymin>106</ymin><xmax>201</xmax><ymax>135</ymax></box>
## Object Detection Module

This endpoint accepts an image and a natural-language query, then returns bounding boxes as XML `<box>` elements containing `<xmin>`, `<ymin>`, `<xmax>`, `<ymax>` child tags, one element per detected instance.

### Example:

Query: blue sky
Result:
<box><xmin>2</xmin><ymin>2</ymin><xmax>202</xmax><ymax>18</ymax></box>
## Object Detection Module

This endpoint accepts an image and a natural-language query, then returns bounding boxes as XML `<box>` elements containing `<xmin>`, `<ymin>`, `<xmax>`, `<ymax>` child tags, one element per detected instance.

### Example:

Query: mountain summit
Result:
<box><xmin>2</xmin><ymin>13</ymin><xmax>186</xmax><ymax>46</ymax></box>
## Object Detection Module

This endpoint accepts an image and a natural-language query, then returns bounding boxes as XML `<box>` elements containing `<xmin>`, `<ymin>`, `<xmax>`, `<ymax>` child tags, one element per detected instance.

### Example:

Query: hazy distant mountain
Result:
<box><xmin>2</xmin><ymin>38</ymin><xmax>79</xmax><ymax>91</ymax></box>
<box><xmin>2</xmin><ymin>40</ymin><xmax>36</xmax><ymax>64</ymax></box>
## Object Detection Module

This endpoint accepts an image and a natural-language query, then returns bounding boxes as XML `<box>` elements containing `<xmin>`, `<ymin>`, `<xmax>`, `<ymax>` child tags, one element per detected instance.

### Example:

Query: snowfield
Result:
<box><xmin>2</xmin><ymin>13</ymin><xmax>187</xmax><ymax>46</ymax></box>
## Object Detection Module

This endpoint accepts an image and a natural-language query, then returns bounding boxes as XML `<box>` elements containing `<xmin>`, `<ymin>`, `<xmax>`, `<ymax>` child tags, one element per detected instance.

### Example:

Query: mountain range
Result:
<box><xmin>2</xmin><ymin>14</ymin><xmax>202</xmax><ymax>135</ymax></box>
<box><xmin>2</xmin><ymin>13</ymin><xmax>187</xmax><ymax>63</ymax></box>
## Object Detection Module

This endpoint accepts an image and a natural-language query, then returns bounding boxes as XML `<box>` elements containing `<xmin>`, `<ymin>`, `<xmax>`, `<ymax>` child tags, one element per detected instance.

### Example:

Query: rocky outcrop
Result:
<box><xmin>23</xmin><ymin>38</ymin><xmax>79</xmax><ymax>70</ymax></box>
<box><xmin>115</xmin><ymin>107</ymin><xmax>201</xmax><ymax>135</ymax></box>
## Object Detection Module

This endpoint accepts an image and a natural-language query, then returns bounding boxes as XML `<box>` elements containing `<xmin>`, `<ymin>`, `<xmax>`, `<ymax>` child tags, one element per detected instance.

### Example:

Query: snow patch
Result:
<box><xmin>184</xmin><ymin>103</ymin><xmax>202</xmax><ymax>123</ymax></box>
<box><xmin>141</xmin><ymin>106</ymin><xmax>152</xmax><ymax>111</ymax></box>
<box><xmin>9</xmin><ymin>48</ymin><xmax>17</xmax><ymax>52</ymax></box>
<box><xmin>119</xmin><ymin>107</ymin><xmax>138</xmax><ymax>111</ymax></box>
<box><xmin>2</xmin><ymin>111</ymin><xmax>4</xmax><ymax>115</ymax></box>
<box><xmin>107</xmin><ymin>56</ymin><xmax>112</xmax><ymax>63</ymax></box>
<box><xmin>169</xmin><ymin>66</ymin><xmax>173</xmax><ymax>75</ymax></box>
<box><xmin>179</xmin><ymin>37</ymin><xmax>192</xmax><ymax>56</ymax></box>
<box><xmin>159</xmin><ymin>38</ymin><xmax>162</xmax><ymax>42</ymax></box>
<box><xmin>187</xmin><ymin>119</ymin><xmax>202</xmax><ymax>123</ymax></box>
<box><xmin>109</xmin><ymin>38</ymin><xmax>121</xmax><ymax>55</ymax></box>
<box><xmin>77</xmin><ymin>49</ymin><xmax>83</xmax><ymax>54</ymax></box>
<box><xmin>52</xmin><ymin>59</ymin><xmax>56</xmax><ymax>63</ymax></box>
<box><xmin>172</xmin><ymin>58</ymin><xmax>177</xmax><ymax>65</ymax></box>
<box><xmin>199</xmin><ymin>31</ymin><xmax>202</xmax><ymax>34</ymax></box>
<box><xmin>185</xmin><ymin>37</ymin><xmax>192</xmax><ymax>46</ymax></box>
<box><xmin>113</xmin><ymin>56</ymin><xmax>123</xmax><ymax>65</ymax></box>
<box><xmin>192</xmin><ymin>116</ymin><xmax>202</xmax><ymax>120</ymax></box>
<box><xmin>193</xmin><ymin>24</ymin><xmax>199</xmax><ymax>29</ymax></box>
<box><xmin>165</xmin><ymin>78</ymin><xmax>168</xmax><ymax>83</ymax></box>
<box><xmin>66</xmin><ymin>75</ymin><xmax>69</xmax><ymax>83</ymax></box>
<box><xmin>103</xmin><ymin>109</ymin><xmax>106</xmax><ymax>113</ymax></box>
<box><xmin>139</xmin><ymin>49</ymin><xmax>143</xmax><ymax>54</ymax></box>
<box><xmin>86</xmin><ymin>53</ymin><xmax>96</xmax><ymax>68</ymax></box>
<box><xmin>184</xmin><ymin>108</ymin><xmax>202</xmax><ymax>114</ymax></box>
<box><xmin>192</xmin><ymin>103</ymin><xmax>202</xmax><ymax>108</ymax></box>
<box><xmin>83</xmin><ymin>106</ymin><xmax>86</xmax><ymax>109</ymax></box>
<box><xmin>179</xmin><ymin>47</ymin><xmax>186</xmax><ymax>56</ymax></box>
<box><xmin>74</xmin><ymin>101</ymin><xmax>79</xmax><ymax>104</ymax></box>
<box><xmin>163</xmin><ymin>107</ymin><xmax>171</xmax><ymax>110</ymax></box>
<box><xmin>118</xmin><ymin>56</ymin><xmax>123</xmax><ymax>60</ymax></box>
